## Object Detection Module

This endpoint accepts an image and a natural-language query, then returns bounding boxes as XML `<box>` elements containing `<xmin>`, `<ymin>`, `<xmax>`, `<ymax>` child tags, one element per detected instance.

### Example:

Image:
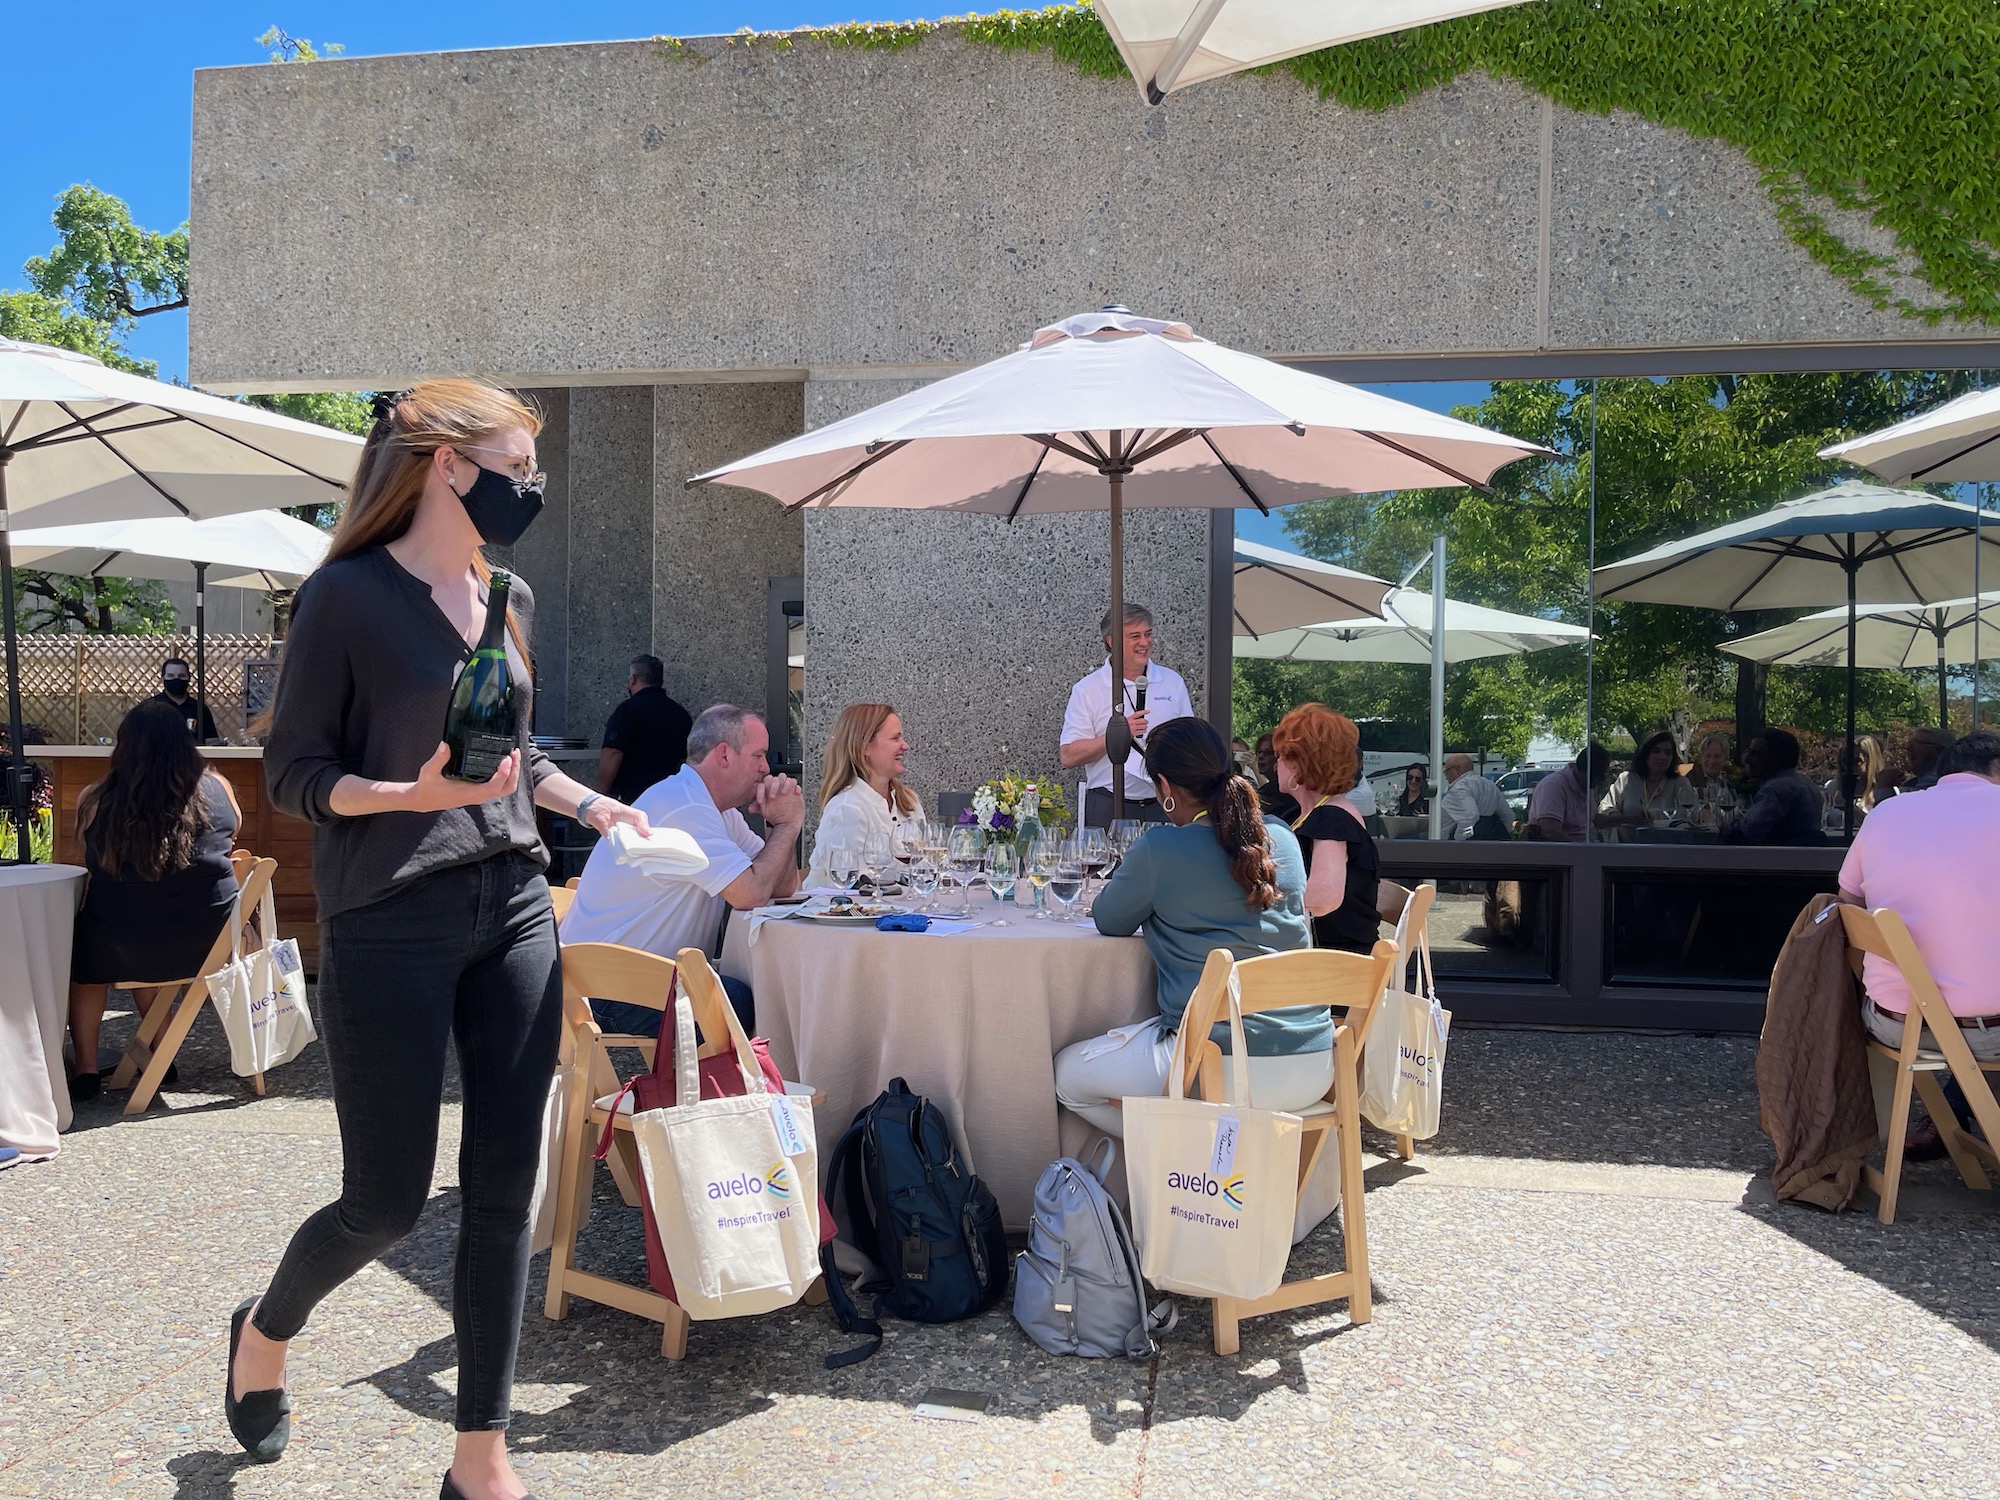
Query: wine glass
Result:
<box><xmin>1109</xmin><ymin>818</ymin><xmax>1145</xmax><ymax>865</ymax></box>
<box><xmin>947</xmin><ymin>826</ymin><xmax>986</xmax><ymax>915</ymax></box>
<box><xmin>894</xmin><ymin>817</ymin><xmax>927</xmax><ymax>876</ymax></box>
<box><xmin>905</xmin><ymin>852</ymin><xmax>940</xmax><ymax>912</ymax></box>
<box><xmin>825</xmin><ymin>842</ymin><xmax>862</xmax><ymax>893</ymax></box>
<box><xmin>985</xmin><ymin>844</ymin><xmax>1018</xmax><ymax>906</ymax></box>
<box><xmin>863</xmin><ymin>833</ymin><xmax>898</xmax><ymax>897</ymax></box>
<box><xmin>1026</xmin><ymin>837</ymin><xmax>1058</xmax><ymax>920</ymax></box>
<box><xmin>1047</xmin><ymin>840</ymin><xmax>1087</xmax><ymax>924</ymax></box>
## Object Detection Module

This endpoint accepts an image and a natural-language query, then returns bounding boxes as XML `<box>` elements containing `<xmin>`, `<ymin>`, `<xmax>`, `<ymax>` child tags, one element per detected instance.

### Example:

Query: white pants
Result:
<box><xmin>1863</xmin><ymin>1000</ymin><xmax>2000</xmax><ymax>1061</ymax></box>
<box><xmin>1054</xmin><ymin>1020</ymin><xmax>1340</xmax><ymax>1243</ymax></box>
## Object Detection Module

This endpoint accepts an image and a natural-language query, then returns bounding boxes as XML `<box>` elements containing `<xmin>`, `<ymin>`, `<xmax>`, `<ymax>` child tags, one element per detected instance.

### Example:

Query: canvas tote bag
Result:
<box><xmin>1125</xmin><ymin>973</ymin><xmax>1303</xmax><ymax>1302</ymax></box>
<box><xmin>1361</xmin><ymin>918</ymin><xmax>1451</xmax><ymax>1139</ymax></box>
<box><xmin>626</xmin><ymin>990</ymin><xmax>823</xmax><ymax>1319</ymax></box>
<box><xmin>208</xmin><ymin>880</ymin><xmax>315</xmax><ymax>1078</ymax></box>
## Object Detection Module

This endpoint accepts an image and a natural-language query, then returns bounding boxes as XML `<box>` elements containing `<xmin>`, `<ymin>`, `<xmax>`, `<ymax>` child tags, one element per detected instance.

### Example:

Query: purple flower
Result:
<box><xmin>990</xmin><ymin>812</ymin><xmax>1015</xmax><ymax>833</ymax></box>
<box><xmin>956</xmin><ymin>807</ymin><xmax>979</xmax><ymax>825</ymax></box>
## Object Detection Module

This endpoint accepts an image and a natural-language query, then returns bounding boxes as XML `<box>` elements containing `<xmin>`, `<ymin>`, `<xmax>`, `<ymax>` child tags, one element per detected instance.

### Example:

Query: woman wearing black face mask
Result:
<box><xmin>235</xmin><ymin>380</ymin><xmax>649</xmax><ymax>1500</ymax></box>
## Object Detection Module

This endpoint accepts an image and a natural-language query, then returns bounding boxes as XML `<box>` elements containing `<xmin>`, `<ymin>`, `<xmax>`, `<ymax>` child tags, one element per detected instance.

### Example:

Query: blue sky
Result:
<box><xmin>3</xmin><ymin>0</ymin><xmax>1489</xmax><ymax>557</ymax></box>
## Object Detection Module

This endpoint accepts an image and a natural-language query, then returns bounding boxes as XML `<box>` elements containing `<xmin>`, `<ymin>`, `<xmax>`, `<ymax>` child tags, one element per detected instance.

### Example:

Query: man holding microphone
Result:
<box><xmin>1060</xmin><ymin>603</ymin><xmax>1192</xmax><ymax>829</ymax></box>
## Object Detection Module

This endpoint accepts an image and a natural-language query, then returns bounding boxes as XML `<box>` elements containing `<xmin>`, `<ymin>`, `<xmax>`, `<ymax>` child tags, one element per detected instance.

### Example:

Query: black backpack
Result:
<box><xmin>820</xmin><ymin>1078</ymin><xmax>1009</xmax><ymax>1367</ymax></box>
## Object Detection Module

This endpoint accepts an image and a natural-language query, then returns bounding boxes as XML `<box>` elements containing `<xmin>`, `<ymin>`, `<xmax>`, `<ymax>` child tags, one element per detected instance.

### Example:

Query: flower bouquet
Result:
<box><xmin>958</xmin><ymin>774</ymin><xmax>1070</xmax><ymax>848</ymax></box>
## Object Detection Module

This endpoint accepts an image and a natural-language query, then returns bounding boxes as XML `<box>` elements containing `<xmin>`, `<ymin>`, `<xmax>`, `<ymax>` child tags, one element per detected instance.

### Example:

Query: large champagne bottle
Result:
<box><xmin>442</xmin><ymin>571</ymin><xmax>517</xmax><ymax>782</ymax></box>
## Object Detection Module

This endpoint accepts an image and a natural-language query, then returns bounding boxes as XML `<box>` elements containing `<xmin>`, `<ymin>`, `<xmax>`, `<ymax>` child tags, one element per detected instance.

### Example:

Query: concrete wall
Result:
<box><xmin>800</xmin><ymin>379</ymin><xmax>1210</xmax><ymax>822</ymax></box>
<box><xmin>189</xmin><ymin>33</ymin><xmax>1977</xmax><ymax>396</ymax></box>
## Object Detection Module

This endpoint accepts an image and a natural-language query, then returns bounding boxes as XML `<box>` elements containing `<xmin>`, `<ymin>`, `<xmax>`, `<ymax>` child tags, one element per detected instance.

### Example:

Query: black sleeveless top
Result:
<box><xmin>1294</xmin><ymin>799</ymin><xmax>1381</xmax><ymax>955</ymax></box>
<box><xmin>72</xmin><ymin>773</ymin><xmax>239</xmax><ymax>984</ymax></box>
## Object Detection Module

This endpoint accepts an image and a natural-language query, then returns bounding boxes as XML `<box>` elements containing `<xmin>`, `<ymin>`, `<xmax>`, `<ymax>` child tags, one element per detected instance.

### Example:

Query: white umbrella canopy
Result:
<box><xmin>1721</xmin><ymin>594</ymin><xmax>2000</xmax><ymax>727</ymax></box>
<box><xmin>1</xmin><ymin>338</ymin><xmax>362</xmax><ymax>859</ymax></box>
<box><xmin>693</xmin><ymin>309</ymin><xmax>1550</xmax><ymax>817</ymax></box>
<box><xmin>1231</xmin><ymin>538</ymin><xmax>1391</xmax><ymax>637</ymax></box>
<box><xmin>1236</xmin><ymin>585</ymin><xmax>1589</xmax><ymax>663</ymax></box>
<box><xmin>1094</xmin><ymin>0</ymin><xmax>1538</xmax><ymax>103</ymax></box>
<box><xmin>1591</xmin><ymin>481</ymin><xmax>2000</xmax><ymax>610</ymax></box>
<box><xmin>1820</xmin><ymin>386</ymin><xmax>2000</xmax><ymax>485</ymax></box>
<box><xmin>8</xmin><ymin>510</ymin><xmax>331</xmax><ymax>589</ymax></box>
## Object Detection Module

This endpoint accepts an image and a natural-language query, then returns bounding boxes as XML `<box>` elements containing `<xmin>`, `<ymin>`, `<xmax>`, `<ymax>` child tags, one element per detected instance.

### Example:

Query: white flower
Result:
<box><xmin>972</xmin><ymin>786</ymin><xmax>999</xmax><ymax>831</ymax></box>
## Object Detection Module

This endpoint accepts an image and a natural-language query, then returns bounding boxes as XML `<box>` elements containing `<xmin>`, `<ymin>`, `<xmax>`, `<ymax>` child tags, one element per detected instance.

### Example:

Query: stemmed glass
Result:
<box><xmin>825</xmin><ymin>842</ymin><xmax>863</xmax><ymax>893</ymax></box>
<box><xmin>946</xmin><ymin>826</ymin><xmax>986</xmax><ymax>916</ymax></box>
<box><xmin>864</xmin><ymin>834</ymin><xmax>899</xmax><ymax>898</ymax></box>
<box><xmin>985</xmin><ymin>844</ymin><xmax>1018</xmax><ymax>907</ymax></box>
<box><xmin>1109</xmin><ymin>818</ymin><xmax>1145</xmax><ymax>869</ymax></box>
<box><xmin>1026</xmin><ymin>837</ymin><xmax>1058</xmax><ymax>920</ymax></box>
<box><xmin>905</xmin><ymin>850</ymin><xmax>940</xmax><ymax>912</ymax></box>
<box><xmin>1073</xmin><ymin>826</ymin><xmax>1110</xmax><ymax>914</ymax></box>
<box><xmin>1047</xmin><ymin>839</ymin><xmax>1087</xmax><ymax>924</ymax></box>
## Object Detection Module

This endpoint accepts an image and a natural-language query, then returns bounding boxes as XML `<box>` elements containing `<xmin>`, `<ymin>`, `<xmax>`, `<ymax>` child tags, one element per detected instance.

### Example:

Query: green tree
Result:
<box><xmin>1252</xmin><ymin>371</ymin><xmax>1989</xmax><ymax>762</ymax></box>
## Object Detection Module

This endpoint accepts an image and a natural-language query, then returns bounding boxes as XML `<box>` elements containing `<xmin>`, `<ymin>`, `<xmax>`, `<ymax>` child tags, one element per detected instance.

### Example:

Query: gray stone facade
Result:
<box><xmin>185</xmin><ymin>28</ymin><xmax>1991</xmax><ymax>788</ymax></box>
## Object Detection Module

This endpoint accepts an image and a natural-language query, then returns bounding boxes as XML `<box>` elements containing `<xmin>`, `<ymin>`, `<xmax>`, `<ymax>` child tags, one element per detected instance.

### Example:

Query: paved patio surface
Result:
<box><xmin>4</xmin><ymin>1006</ymin><xmax>1996</xmax><ymax>1500</ymax></box>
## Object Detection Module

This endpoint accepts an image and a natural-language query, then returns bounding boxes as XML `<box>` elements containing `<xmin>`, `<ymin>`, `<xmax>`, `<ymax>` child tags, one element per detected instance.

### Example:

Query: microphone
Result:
<box><xmin>1132</xmin><ymin>675</ymin><xmax>1148</xmax><ymax>739</ymax></box>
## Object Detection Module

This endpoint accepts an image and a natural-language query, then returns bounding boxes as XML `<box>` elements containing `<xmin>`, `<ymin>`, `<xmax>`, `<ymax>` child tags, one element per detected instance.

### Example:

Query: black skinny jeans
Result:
<box><xmin>252</xmin><ymin>853</ymin><xmax>561</xmax><ymax>1432</ymax></box>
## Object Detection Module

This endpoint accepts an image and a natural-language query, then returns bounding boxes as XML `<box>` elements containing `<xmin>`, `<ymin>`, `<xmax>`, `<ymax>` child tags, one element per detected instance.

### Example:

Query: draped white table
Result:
<box><xmin>0</xmin><ymin>864</ymin><xmax>86</xmax><ymax>1160</ymax></box>
<box><xmin>723</xmin><ymin>912</ymin><xmax>1155</xmax><ymax>1228</ymax></box>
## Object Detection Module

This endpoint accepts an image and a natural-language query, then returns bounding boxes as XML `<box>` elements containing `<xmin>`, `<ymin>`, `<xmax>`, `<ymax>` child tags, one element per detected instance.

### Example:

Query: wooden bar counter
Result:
<box><xmin>36</xmin><ymin>746</ymin><xmax>320</xmax><ymax>971</ymax></box>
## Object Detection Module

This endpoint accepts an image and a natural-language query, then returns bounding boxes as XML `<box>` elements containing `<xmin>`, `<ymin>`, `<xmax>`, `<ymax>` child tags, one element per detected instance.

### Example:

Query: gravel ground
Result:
<box><xmin>3</xmin><ymin>1004</ymin><xmax>1995</xmax><ymax>1499</ymax></box>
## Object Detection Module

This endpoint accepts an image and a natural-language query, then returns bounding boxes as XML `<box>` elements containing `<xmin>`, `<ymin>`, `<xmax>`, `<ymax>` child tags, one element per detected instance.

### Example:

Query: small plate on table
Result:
<box><xmin>797</xmin><ymin>899</ymin><xmax>908</xmax><ymax>925</ymax></box>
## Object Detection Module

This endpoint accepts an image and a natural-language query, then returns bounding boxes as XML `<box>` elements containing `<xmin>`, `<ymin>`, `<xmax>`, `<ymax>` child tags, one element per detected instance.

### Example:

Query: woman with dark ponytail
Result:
<box><xmin>1054</xmin><ymin>718</ymin><xmax>1334</xmax><ymax>1142</ymax></box>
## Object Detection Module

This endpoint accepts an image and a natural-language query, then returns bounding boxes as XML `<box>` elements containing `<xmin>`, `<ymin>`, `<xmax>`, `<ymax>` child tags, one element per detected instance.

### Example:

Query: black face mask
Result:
<box><xmin>454</xmin><ymin>460</ymin><xmax>544</xmax><ymax>547</ymax></box>
<box><xmin>163</xmin><ymin>678</ymin><xmax>189</xmax><ymax>700</ymax></box>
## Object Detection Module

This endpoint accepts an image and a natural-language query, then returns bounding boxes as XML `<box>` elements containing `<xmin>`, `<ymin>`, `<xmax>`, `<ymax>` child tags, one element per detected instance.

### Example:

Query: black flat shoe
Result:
<box><xmin>67</xmin><ymin>1072</ymin><xmax>102</xmax><ymax>1104</ymax></box>
<box><xmin>225</xmin><ymin>1297</ymin><xmax>291</xmax><ymax>1463</ymax></box>
<box><xmin>441</xmin><ymin>1471</ymin><xmax>538</xmax><ymax>1499</ymax></box>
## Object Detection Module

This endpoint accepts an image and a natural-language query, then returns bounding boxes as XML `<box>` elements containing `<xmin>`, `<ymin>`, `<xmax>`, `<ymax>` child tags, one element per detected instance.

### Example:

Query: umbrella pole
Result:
<box><xmin>1937</xmin><ymin>624</ymin><xmax>1949</xmax><ymax>730</ymax></box>
<box><xmin>1429</xmin><ymin>536</ymin><xmax>1446</xmax><ymax>841</ymax></box>
<box><xmin>1844</xmin><ymin>554</ymin><xmax>1857</xmax><ymax>843</ymax></box>
<box><xmin>195</xmin><ymin>560</ymin><xmax>209</xmax><ymax>744</ymax></box>
<box><xmin>0</xmin><ymin>451</ymin><xmax>32</xmax><ymax>864</ymax></box>
<box><xmin>1104</xmin><ymin>456</ymin><xmax>1130</xmax><ymax>826</ymax></box>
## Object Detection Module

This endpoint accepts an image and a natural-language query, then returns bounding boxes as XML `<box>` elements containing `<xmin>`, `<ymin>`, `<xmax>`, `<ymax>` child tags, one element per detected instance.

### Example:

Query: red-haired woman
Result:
<box><xmin>1270</xmin><ymin>703</ymin><xmax>1381</xmax><ymax>954</ymax></box>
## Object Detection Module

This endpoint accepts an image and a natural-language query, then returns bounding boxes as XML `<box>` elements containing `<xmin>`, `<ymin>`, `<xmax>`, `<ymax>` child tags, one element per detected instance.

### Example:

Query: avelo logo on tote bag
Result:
<box><xmin>1165</xmin><ymin>1170</ymin><xmax>1246</xmax><ymax>1219</ymax></box>
<box><xmin>707</xmin><ymin>1162</ymin><xmax>794</xmax><ymax>1203</ymax></box>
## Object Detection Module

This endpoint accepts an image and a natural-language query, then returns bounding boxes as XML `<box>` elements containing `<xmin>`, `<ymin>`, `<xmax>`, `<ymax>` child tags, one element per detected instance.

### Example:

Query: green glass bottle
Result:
<box><xmin>442</xmin><ymin>571</ymin><xmax>517</xmax><ymax>781</ymax></box>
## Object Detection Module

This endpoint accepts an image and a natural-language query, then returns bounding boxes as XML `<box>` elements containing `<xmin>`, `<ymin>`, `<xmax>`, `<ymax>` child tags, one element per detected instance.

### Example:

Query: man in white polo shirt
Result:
<box><xmin>564</xmin><ymin>703</ymin><xmax>804</xmax><ymax>1033</ymax></box>
<box><xmin>1060</xmin><ymin>603</ymin><xmax>1192</xmax><ymax>829</ymax></box>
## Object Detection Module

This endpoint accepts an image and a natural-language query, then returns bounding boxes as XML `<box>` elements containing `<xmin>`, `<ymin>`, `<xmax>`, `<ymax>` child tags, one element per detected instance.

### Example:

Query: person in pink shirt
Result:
<box><xmin>1838</xmin><ymin>731</ymin><xmax>2000</xmax><ymax>1061</ymax></box>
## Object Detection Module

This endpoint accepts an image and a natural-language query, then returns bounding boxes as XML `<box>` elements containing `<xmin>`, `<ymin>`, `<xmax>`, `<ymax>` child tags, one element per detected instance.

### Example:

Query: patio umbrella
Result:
<box><xmin>690</xmin><ymin>308</ymin><xmax>1549</xmax><ymax>818</ymax></box>
<box><xmin>1820</xmin><ymin>386</ymin><xmax>2000</xmax><ymax>485</ymax></box>
<box><xmin>1234</xmin><ymin>583</ymin><xmax>1589</xmax><ymax>663</ymax></box>
<box><xmin>1593</xmin><ymin>479</ymin><xmax>2000</xmax><ymax>836</ymax></box>
<box><xmin>1</xmin><ymin>338</ymin><xmax>362</xmax><ymax>859</ymax></box>
<box><xmin>1094</xmin><ymin>0</ymin><xmax>1537</xmax><ymax>103</ymax></box>
<box><xmin>1230</xmin><ymin>538</ymin><xmax>1391</xmax><ymax>639</ymax></box>
<box><xmin>8</xmin><ymin>510</ymin><xmax>333</xmax><ymax>739</ymax></box>
<box><xmin>1720</xmin><ymin>594</ymin><xmax>2000</xmax><ymax>729</ymax></box>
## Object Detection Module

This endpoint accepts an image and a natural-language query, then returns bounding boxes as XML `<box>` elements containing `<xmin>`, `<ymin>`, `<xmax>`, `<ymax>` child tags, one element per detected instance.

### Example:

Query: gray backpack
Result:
<box><xmin>1013</xmin><ymin>1140</ymin><xmax>1174</xmax><ymax>1358</ymax></box>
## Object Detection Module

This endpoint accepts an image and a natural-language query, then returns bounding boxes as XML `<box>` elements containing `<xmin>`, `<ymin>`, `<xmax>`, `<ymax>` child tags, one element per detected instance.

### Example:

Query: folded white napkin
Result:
<box><xmin>607</xmin><ymin>824</ymin><xmax>709</xmax><ymax>877</ymax></box>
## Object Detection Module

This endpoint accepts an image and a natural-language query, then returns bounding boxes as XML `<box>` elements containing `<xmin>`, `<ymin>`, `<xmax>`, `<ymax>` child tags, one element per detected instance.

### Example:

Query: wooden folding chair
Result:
<box><xmin>548</xmin><ymin>884</ymin><xmax>576</xmax><ymax>923</ymax></box>
<box><xmin>1177</xmin><ymin>939</ymin><xmax>1400</xmax><ymax>1355</ymax></box>
<box><xmin>1839</xmin><ymin>905</ymin><xmax>2000</xmax><ymax>1224</ymax></box>
<box><xmin>1382</xmin><ymin>882</ymin><xmax>1438</xmax><ymax>1162</ymax></box>
<box><xmin>105</xmin><ymin>856</ymin><xmax>279</xmax><ymax>1115</ymax></box>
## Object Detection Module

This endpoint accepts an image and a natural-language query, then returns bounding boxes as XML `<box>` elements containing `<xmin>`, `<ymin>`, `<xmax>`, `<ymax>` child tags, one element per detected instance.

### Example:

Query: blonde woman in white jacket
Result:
<box><xmin>806</xmin><ymin>703</ymin><xmax>924</xmax><ymax>886</ymax></box>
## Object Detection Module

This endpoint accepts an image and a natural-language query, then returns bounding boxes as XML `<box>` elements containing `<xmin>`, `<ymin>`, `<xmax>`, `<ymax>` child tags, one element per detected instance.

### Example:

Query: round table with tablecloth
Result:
<box><xmin>723</xmin><ymin>912</ymin><xmax>1155</xmax><ymax>1229</ymax></box>
<box><xmin>0</xmin><ymin>864</ymin><xmax>87</xmax><ymax>1160</ymax></box>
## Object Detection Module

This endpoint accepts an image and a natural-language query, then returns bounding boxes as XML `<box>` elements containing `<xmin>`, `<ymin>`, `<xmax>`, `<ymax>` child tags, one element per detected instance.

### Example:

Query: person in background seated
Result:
<box><xmin>66</xmin><ymin>699</ymin><xmax>242</xmax><ymax>1102</ymax></box>
<box><xmin>1725</xmin><ymin>729</ymin><xmax>1822</xmax><ymax>845</ymax></box>
<box><xmin>1600</xmin><ymin>731</ymin><xmax>1698</xmax><ymax>837</ymax></box>
<box><xmin>597</xmin><ymin>653</ymin><xmax>693</xmax><ymax>805</ymax></box>
<box><xmin>1055</xmin><ymin>718</ymin><xmax>1323</xmax><ymax>1137</ymax></box>
<box><xmin>1392</xmin><ymin>763</ymin><xmax>1431</xmax><ymax>819</ymax></box>
<box><xmin>563</xmin><ymin>705</ymin><xmax>803</xmax><ymax>1034</ymax></box>
<box><xmin>1272</xmin><ymin>703</ymin><xmax>1381</xmax><ymax>954</ymax></box>
<box><xmin>1528</xmin><ymin>743</ymin><xmax>1615</xmax><ymax>842</ymax></box>
<box><xmin>150</xmin><ymin>656</ymin><xmax>219</xmax><ymax>742</ymax></box>
<box><xmin>1899</xmin><ymin>725</ymin><xmax>1954</xmax><ymax>794</ymax></box>
<box><xmin>805</xmin><ymin>703</ymin><xmax>923</xmax><ymax>887</ymax></box>
<box><xmin>1440</xmin><ymin>753</ymin><xmax>1509</xmax><ymax>840</ymax></box>
<box><xmin>1839</xmin><ymin>731</ymin><xmax>2000</xmax><ymax>1061</ymax></box>
<box><xmin>1683</xmin><ymin>732</ymin><xmax>1742</xmax><ymax>825</ymax></box>
<box><xmin>1230</xmin><ymin>735</ymin><xmax>1257</xmax><ymax>781</ymax></box>
<box><xmin>1254</xmin><ymin>731</ymin><xmax>1300</xmax><ymax>825</ymax></box>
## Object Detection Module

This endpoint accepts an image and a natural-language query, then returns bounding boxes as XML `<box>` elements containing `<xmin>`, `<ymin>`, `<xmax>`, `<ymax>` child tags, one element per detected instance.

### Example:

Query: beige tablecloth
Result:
<box><xmin>726</xmin><ymin>913</ymin><xmax>1155</xmax><ymax>1228</ymax></box>
<box><xmin>0</xmin><ymin>864</ymin><xmax>86</xmax><ymax>1159</ymax></box>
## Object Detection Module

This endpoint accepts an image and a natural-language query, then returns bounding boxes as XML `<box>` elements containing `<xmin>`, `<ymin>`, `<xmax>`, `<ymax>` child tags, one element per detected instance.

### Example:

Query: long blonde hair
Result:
<box><xmin>329</xmin><ymin>379</ymin><xmax>543</xmax><ymax>660</ymax></box>
<box><xmin>820</xmin><ymin>703</ymin><xmax>917</xmax><ymax>814</ymax></box>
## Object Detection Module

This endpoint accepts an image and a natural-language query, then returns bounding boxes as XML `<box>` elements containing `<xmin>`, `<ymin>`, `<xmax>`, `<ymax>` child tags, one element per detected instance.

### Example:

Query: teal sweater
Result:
<box><xmin>1090</xmin><ymin>817</ymin><xmax>1330</xmax><ymax>1056</ymax></box>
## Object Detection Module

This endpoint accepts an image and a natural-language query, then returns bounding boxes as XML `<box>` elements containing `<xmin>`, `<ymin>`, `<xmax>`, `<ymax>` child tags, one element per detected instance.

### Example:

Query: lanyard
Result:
<box><xmin>1290</xmin><ymin>794</ymin><xmax>1329</xmax><ymax>831</ymax></box>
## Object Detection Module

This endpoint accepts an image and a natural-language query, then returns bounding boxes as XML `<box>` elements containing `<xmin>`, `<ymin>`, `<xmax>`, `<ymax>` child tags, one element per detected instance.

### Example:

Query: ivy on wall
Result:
<box><xmin>691</xmin><ymin>2</ymin><xmax>2000</xmax><ymax>327</ymax></box>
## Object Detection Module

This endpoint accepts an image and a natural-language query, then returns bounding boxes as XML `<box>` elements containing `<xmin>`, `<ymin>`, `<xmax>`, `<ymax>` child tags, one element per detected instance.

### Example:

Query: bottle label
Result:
<box><xmin>456</xmin><ymin>732</ymin><xmax>515</xmax><ymax>782</ymax></box>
